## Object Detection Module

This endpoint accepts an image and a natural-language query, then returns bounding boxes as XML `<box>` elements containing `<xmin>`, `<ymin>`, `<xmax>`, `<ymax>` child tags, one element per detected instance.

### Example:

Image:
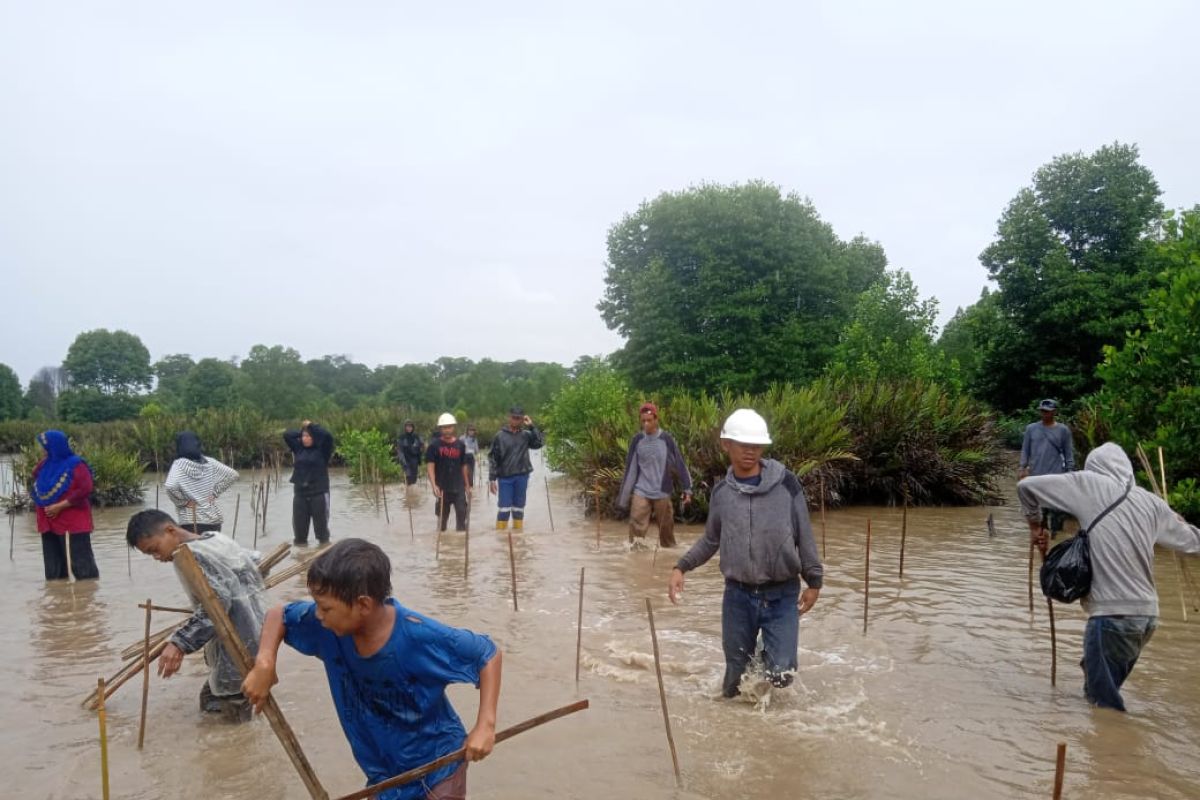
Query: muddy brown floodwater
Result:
<box><xmin>3</xmin><ymin>454</ymin><xmax>1200</xmax><ymax>799</ymax></box>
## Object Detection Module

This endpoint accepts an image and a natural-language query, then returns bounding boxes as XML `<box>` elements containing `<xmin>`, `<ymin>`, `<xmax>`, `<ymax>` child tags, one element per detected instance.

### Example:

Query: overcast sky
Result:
<box><xmin>2</xmin><ymin>1</ymin><xmax>1197</xmax><ymax>386</ymax></box>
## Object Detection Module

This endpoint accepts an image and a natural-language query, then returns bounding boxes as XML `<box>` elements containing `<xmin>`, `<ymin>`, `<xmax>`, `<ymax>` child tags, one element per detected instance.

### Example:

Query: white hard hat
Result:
<box><xmin>437</xmin><ymin>412</ymin><xmax>457</xmax><ymax>427</ymax></box>
<box><xmin>720</xmin><ymin>408</ymin><xmax>771</xmax><ymax>445</ymax></box>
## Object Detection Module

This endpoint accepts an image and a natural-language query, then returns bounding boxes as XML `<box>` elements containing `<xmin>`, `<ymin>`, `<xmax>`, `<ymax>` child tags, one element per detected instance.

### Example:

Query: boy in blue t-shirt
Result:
<box><xmin>243</xmin><ymin>538</ymin><xmax>502</xmax><ymax>800</ymax></box>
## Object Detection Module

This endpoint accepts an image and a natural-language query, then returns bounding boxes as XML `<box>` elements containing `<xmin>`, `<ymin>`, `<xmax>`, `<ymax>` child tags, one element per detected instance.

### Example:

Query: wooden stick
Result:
<box><xmin>1053</xmin><ymin>742</ymin><xmax>1067</xmax><ymax>800</ymax></box>
<box><xmin>595</xmin><ymin>483</ymin><xmax>601</xmax><ymax>548</ymax></box>
<box><xmin>155</xmin><ymin>482</ymin><xmax>159</xmax><ymax>510</ymax></box>
<box><xmin>138</xmin><ymin>598</ymin><xmax>152</xmax><ymax>749</ymax></box>
<box><xmin>261</xmin><ymin>480</ymin><xmax>269</xmax><ymax>536</ymax></box>
<box><xmin>127</xmin><ymin>540</ymin><xmax>132</xmax><ymax>577</ymax></box>
<box><xmin>381</xmin><ymin>478</ymin><xmax>390</xmax><ymax>525</ymax></box>
<box><xmin>331</xmin><ymin>700</ymin><xmax>590</xmax><ymax>800</ymax></box>
<box><xmin>987</xmin><ymin>512</ymin><xmax>996</xmax><ymax>537</ymax></box>
<box><xmin>1028</xmin><ymin>541</ymin><xmax>1035</xmax><ymax>614</ymax></box>
<box><xmin>575</xmin><ymin>567</ymin><xmax>584</xmax><ymax>684</ymax></box>
<box><xmin>1159</xmin><ymin>446</ymin><xmax>1169</xmax><ymax>497</ymax></box>
<box><xmin>899</xmin><ymin>489</ymin><xmax>908</xmax><ymax>579</ymax></box>
<box><xmin>173</xmin><ymin>545</ymin><xmax>329</xmax><ymax>799</ymax></box>
<box><xmin>463</xmin><ymin>505</ymin><xmax>470</xmax><ymax>581</ymax></box>
<box><xmin>1047</xmin><ymin>596</ymin><xmax>1057</xmax><ymax>687</ymax></box>
<box><xmin>863</xmin><ymin>519</ymin><xmax>871</xmax><ymax>635</ymax></box>
<box><xmin>97</xmin><ymin>678</ymin><xmax>111</xmax><ymax>800</ymax></box>
<box><xmin>64</xmin><ymin>529</ymin><xmax>75</xmax><ymax>583</ymax></box>
<box><xmin>8</xmin><ymin>507</ymin><xmax>14</xmax><ymax>560</ymax></box>
<box><xmin>258</xmin><ymin>541</ymin><xmax>293</xmax><ymax>575</ymax></box>
<box><xmin>120</xmin><ymin>624</ymin><xmax>179</xmax><ymax>662</ymax></box>
<box><xmin>253</xmin><ymin>483</ymin><xmax>261</xmax><ymax>547</ymax></box>
<box><xmin>137</xmin><ymin>603</ymin><xmax>193</xmax><ymax>615</ymax></box>
<box><xmin>406</xmin><ymin>492</ymin><xmax>415</xmax><ymax>543</ymax></box>
<box><xmin>652</xmin><ymin>544</ymin><xmax>659</xmax><ymax>573</ymax></box>
<box><xmin>232</xmin><ymin>493</ymin><xmax>241</xmax><ymax>540</ymax></box>
<box><xmin>819</xmin><ymin>476</ymin><xmax>827</xmax><ymax>559</ymax></box>
<box><xmin>544</xmin><ymin>476</ymin><xmax>555</xmax><ymax>533</ymax></box>
<box><xmin>507</xmin><ymin>529</ymin><xmax>519</xmax><ymax>611</ymax></box>
<box><xmin>645</xmin><ymin>598</ymin><xmax>682</xmax><ymax>786</ymax></box>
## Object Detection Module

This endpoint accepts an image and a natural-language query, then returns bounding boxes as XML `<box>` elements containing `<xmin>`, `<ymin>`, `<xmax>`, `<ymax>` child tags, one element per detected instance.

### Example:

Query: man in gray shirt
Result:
<box><xmin>1020</xmin><ymin>399</ymin><xmax>1075</xmax><ymax>535</ymax></box>
<box><xmin>616</xmin><ymin>402</ymin><xmax>693</xmax><ymax>547</ymax></box>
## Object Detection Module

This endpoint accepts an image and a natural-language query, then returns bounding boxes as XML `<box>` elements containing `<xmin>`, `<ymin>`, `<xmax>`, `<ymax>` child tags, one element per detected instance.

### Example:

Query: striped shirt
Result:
<box><xmin>164</xmin><ymin>456</ymin><xmax>239</xmax><ymax>526</ymax></box>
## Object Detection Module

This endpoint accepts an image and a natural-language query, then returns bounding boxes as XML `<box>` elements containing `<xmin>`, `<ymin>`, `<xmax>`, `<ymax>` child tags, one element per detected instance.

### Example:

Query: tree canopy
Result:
<box><xmin>599</xmin><ymin>181</ymin><xmax>886</xmax><ymax>393</ymax></box>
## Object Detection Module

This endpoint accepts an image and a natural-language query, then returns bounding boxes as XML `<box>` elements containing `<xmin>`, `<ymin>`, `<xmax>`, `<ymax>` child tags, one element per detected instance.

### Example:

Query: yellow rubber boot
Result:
<box><xmin>496</xmin><ymin>519</ymin><xmax>508</xmax><ymax>531</ymax></box>
<box><xmin>513</xmin><ymin>518</ymin><xmax>524</xmax><ymax>531</ymax></box>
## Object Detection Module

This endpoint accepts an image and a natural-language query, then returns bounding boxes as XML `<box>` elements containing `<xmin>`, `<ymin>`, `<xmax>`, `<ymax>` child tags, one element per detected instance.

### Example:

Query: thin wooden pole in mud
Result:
<box><xmin>64</xmin><ymin>529</ymin><xmax>75</xmax><ymax>583</ymax></box>
<box><xmin>863</xmin><ymin>519</ymin><xmax>871</xmax><ymax>636</ymax></box>
<box><xmin>232</xmin><ymin>493</ymin><xmax>241</xmax><ymax>540</ymax></box>
<box><xmin>381</xmin><ymin>478</ymin><xmax>390</xmax><ymax>525</ymax></box>
<box><xmin>645</xmin><ymin>598</ymin><xmax>682</xmax><ymax>786</ymax></box>
<box><xmin>8</xmin><ymin>508</ymin><xmax>14</xmax><ymax>560</ymax></box>
<box><xmin>331</xmin><ymin>700</ymin><xmax>590</xmax><ymax>800</ymax></box>
<box><xmin>544</xmin><ymin>476</ymin><xmax>555</xmax><ymax>533</ymax></box>
<box><xmin>97</xmin><ymin>678</ymin><xmax>111</xmax><ymax>800</ymax></box>
<box><xmin>899</xmin><ymin>488</ymin><xmax>908</xmax><ymax>579</ymax></box>
<box><xmin>155</xmin><ymin>482</ymin><xmax>159</xmax><ymax>510</ymax></box>
<box><xmin>138</xmin><ymin>602</ymin><xmax>193</xmax><ymax>614</ymax></box>
<box><xmin>819</xmin><ymin>476</ymin><xmax>827</xmax><ymax>559</ymax></box>
<box><xmin>138</xmin><ymin>598</ymin><xmax>152</xmax><ymax>749</ymax></box>
<box><xmin>463</xmin><ymin>505</ymin><xmax>470</xmax><ymax>581</ymax></box>
<box><xmin>1047</xmin><ymin>596</ymin><xmax>1057</xmax><ymax>687</ymax></box>
<box><xmin>1052</xmin><ymin>742</ymin><xmax>1067</xmax><ymax>800</ymax></box>
<box><xmin>575</xmin><ymin>567</ymin><xmax>585</xmax><ymax>684</ymax></box>
<box><xmin>507</xmin><ymin>529</ymin><xmax>519</xmax><ymax>611</ymax></box>
<box><xmin>173</xmin><ymin>545</ymin><xmax>329</xmax><ymax>800</ymax></box>
<box><xmin>261</xmin><ymin>480</ymin><xmax>269</xmax><ymax>535</ymax></box>
<box><xmin>987</xmin><ymin>512</ymin><xmax>996</xmax><ymax>537</ymax></box>
<box><xmin>594</xmin><ymin>483</ymin><xmax>601</xmax><ymax>548</ymax></box>
<box><xmin>1028</xmin><ymin>541</ymin><xmax>1035</xmax><ymax>614</ymax></box>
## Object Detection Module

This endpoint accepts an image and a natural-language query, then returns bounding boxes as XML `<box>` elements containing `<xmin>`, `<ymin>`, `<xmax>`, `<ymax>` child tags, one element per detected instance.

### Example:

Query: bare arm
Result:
<box><xmin>243</xmin><ymin>605</ymin><xmax>285</xmax><ymax>711</ymax></box>
<box><xmin>464</xmin><ymin>650</ymin><xmax>502</xmax><ymax>761</ymax></box>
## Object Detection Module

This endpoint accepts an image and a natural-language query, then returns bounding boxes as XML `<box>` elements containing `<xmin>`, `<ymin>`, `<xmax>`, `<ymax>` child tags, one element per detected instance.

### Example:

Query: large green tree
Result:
<box><xmin>383</xmin><ymin>364</ymin><xmax>443</xmax><ymax>411</ymax></box>
<box><xmin>153</xmin><ymin>354</ymin><xmax>196</xmax><ymax>409</ymax></box>
<box><xmin>976</xmin><ymin>143</ymin><xmax>1164</xmax><ymax>411</ymax></box>
<box><xmin>599</xmin><ymin>181</ymin><xmax>885</xmax><ymax>393</ymax></box>
<box><xmin>238</xmin><ymin>345</ymin><xmax>318</xmax><ymax>419</ymax></box>
<box><xmin>183</xmin><ymin>358</ymin><xmax>240</xmax><ymax>411</ymax></box>
<box><xmin>63</xmin><ymin>329</ymin><xmax>153</xmax><ymax>394</ymax></box>
<box><xmin>0</xmin><ymin>364</ymin><xmax>21</xmax><ymax>420</ymax></box>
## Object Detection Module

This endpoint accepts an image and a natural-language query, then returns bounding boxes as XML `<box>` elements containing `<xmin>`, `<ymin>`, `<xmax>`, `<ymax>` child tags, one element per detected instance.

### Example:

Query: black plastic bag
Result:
<box><xmin>1040</xmin><ymin>532</ymin><xmax>1091</xmax><ymax>603</ymax></box>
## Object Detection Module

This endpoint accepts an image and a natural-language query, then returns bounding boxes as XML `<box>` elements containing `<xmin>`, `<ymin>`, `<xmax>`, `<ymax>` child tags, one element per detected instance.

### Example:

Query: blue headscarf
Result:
<box><xmin>33</xmin><ymin>430</ymin><xmax>90</xmax><ymax>507</ymax></box>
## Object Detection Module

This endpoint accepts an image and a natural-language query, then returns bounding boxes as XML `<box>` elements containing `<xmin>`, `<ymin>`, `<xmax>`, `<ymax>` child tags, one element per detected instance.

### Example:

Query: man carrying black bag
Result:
<box><xmin>1018</xmin><ymin>442</ymin><xmax>1200</xmax><ymax>712</ymax></box>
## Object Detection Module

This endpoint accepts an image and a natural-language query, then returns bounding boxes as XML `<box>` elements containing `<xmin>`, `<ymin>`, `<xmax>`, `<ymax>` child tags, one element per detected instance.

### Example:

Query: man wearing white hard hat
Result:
<box><xmin>426</xmin><ymin>413</ymin><xmax>474</xmax><ymax>532</ymax></box>
<box><xmin>669</xmin><ymin>409</ymin><xmax>824</xmax><ymax>697</ymax></box>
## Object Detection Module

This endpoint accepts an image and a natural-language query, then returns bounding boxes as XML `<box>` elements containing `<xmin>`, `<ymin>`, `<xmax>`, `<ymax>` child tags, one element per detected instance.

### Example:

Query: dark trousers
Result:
<box><xmin>1083</xmin><ymin>615</ymin><xmax>1157</xmax><ymax>712</ymax></box>
<box><xmin>41</xmin><ymin>531</ymin><xmax>100</xmax><ymax>580</ymax></box>
<box><xmin>179</xmin><ymin>522</ymin><xmax>222</xmax><ymax>534</ymax></box>
<box><xmin>292</xmin><ymin>492</ymin><xmax>331</xmax><ymax>544</ymax></box>
<box><xmin>721</xmin><ymin>578</ymin><xmax>800</xmax><ymax>697</ymax></box>
<box><xmin>437</xmin><ymin>491</ymin><xmax>468</xmax><ymax>532</ymax></box>
<box><xmin>401</xmin><ymin>456</ymin><xmax>420</xmax><ymax>486</ymax></box>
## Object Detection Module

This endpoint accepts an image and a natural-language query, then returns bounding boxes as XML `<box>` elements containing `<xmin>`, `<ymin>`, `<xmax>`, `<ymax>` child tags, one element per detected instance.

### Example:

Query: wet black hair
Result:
<box><xmin>306</xmin><ymin>538</ymin><xmax>392</xmax><ymax>605</ymax></box>
<box><xmin>126</xmin><ymin>509</ymin><xmax>177</xmax><ymax>548</ymax></box>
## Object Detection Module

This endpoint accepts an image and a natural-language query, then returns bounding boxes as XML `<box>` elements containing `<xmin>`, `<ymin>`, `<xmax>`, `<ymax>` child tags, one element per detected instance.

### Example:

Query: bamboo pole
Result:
<box><xmin>261</xmin><ymin>480</ymin><xmax>269</xmax><ymax>535</ymax></box>
<box><xmin>1028</xmin><ymin>541</ymin><xmax>1035</xmax><ymax>614</ymax></box>
<box><xmin>645</xmin><ymin>598</ymin><xmax>682</xmax><ymax>786</ymax></box>
<box><xmin>1048</xmin><ymin>596</ymin><xmax>1057</xmax><ymax>687</ymax></box>
<box><xmin>575</xmin><ymin>567</ymin><xmax>584</xmax><ymax>684</ymax></box>
<box><xmin>463</xmin><ymin>504</ymin><xmax>470</xmax><ymax>581</ymax></box>
<box><xmin>544</xmin><ymin>476</ymin><xmax>555</xmax><ymax>533</ymax></box>
<box><xmin>899</xmin><ymin>488</ymin><xmax>908</xmax><ymax>579</ymax></box>
<box><xmin>331</xmin><ymin>700</ymin><xmax>590</xmax><ymax>800</ymax></box>
<box><xmin>381</xmin><ymin>478</ymin><xmax>390</xmax><ymax>525</ymax></box>
<box><xmin>987</xmin><ymin>512</ymin><xmax>996</xmax><ymax>537</ymax></box>
<box><xmin>173</xmin><ymin>545</ymin><xmax>329</xmax><ymax>799</ymax></box>
<box><xmin>64</xmin><ymin>529</ymin><xmax>75</xmax><ymax>583</ymax></box>
<box><xmin>138</xmin><ymin>598</ymin><xmax>152</xmax><ymax>749</ymax></box>
<box><xmin>137</xmin><ymin>603</ymin><xmax>193</xmax><ymax>615</ymax></box>
<box><xmin>232</xmin><ymin>493</ymin><xmax>241</xmax><ymax>540</ymax></box>
<box><xmin>127</xmin><ymin>539</ymin><xmax>132</xmax><ymax>577</ymax></box>
<box><xmin>863</xmin><ymin>519</ymin><xmax>871</xmax><ymax>636</ymax></box>
<box><xmin>594</xmin><ymin>483</ymin><xmax>601</xmax><ymax>548</ymax></box>
<box><xmin>258</xmin><ymin>541</ymin><xmax>293</xmax><ymax>575</ymax></box>
<box><xmin>507</xmin><ymin>529</ymin><xmax>519</xmax><ymax>611</ymax></box>
<box><xmin>1053</xmin><ymin>742</ymin><xmax>1067</xmax><ymax>800</ymax></box>
<box><xmin>155</xmin><ymin>482</ymin><xmax>159</xmax><ymax>510</ymax></box>
<box><xmin>819</xmin><ymin>476</ymin><xmax>827</xmax><ymax>559</ymax></box>
<box><xmin>97</xmin><ymin>678</ymin><xmax>111</xmax><ymax>800</ymax></box>
<box><xmin>8</xmin><ymin>506</ymin><xmax>14</xmax><ymax>560</ymax></box>
<box><xmin>406</xmin><ymin>493</ymin><xmax>415</xmax><ymax>543</ymax></box>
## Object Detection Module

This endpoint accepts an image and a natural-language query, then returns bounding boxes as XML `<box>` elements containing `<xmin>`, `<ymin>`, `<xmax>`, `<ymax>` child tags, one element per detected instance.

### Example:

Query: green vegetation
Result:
<box><xmin>337</xmin><ymin>430</ymin><xmax>402</xmax><ymax>485</ymax></box>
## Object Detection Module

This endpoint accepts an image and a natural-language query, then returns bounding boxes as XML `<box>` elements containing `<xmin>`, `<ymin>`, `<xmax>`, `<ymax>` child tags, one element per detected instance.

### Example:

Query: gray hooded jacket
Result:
<box><xmin>1018</xmin><ymin>442</ymin><xmax>1200</xmax><ymax>617</ymax></box>
<box><xmin>675</xmin><ymin>459</ymin><xmax>823</xmax><ymax>588</ymax></box>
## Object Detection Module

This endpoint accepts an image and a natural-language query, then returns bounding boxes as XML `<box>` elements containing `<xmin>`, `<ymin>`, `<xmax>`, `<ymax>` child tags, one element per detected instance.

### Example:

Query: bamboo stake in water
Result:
<box><xmin>381</xmin><ymin>478</ymin><xmax>390</xmax><ymax>525</ymax></box>
<box><xmin>332</xmin><ymin>700</ymin><xmax>590</xmax><ymax>800</ymax></box>
<box><xmin>899</xmin><ymin>488</ymin><xmax>908</xmax><ymax>579</ymax></box>
<box><xmin>64</xmin><ymin>529</ymin><xmax>75</xmax><ymax>583</ymax></box>
<box><xmin>406</xmin><ymin>492</ymin><xmax>415</xmax><ymax>543</ymax></box>
<box><xmin>544</xmin><ymin>476</ymin><xmax>555</xmax><ymax>533</ymax></box>
<box><xmin>575</xmin><ymin>567</ymin><xmax>585</xmax><ymax>684</ymax></box>
<box><xmin>863</xmin><ymin>519</ymin><xmax>871</xmax><ymax>635</ymax></box>
<box><xmin>97</xmin><ymin>677</ymin><xmax>111</xmax><ymax>800</ymax></box>
<box><xmin>645</xmin><ymin>598</ymin><xmax>682</xmax><ymax>786</ymax></box>
<box><xmin>819</xmin><ymin>476</ymin><xmax>827</xmax><ymax>559</ymax></box>
<box><xmin>8</xmin><ymin>507</ymin><xmax>14</xmax><ymax>560</ymax></box>
<box><xmin>507</xmin><ymin>530</ymin><xmax>519</xmax><ymax>611</ymax></box>
<box><xmin>594</xmin><ymin>484</ymin><xmax>601</xmax><ymax>548</ymax></box>
<box><xmin>463</xmin><ymin>505</ymin><xmax>470</xmax><ymax>581</ymax></box>
<box><xmin>1053</xmin><ymin>742</ymin><xmax>1067</xmax><ymax>800</ymax></box>
<box><xmin>1047</xmin><ymin>596</ymin><xmax>1057</xmax><ymax>687</ymax></box>
<box><xmin>138</xmin><ymin>598</ymin><xmax>152</xmax><ymax>749</ymax></box>
<box><xmin>987</xmin><ymin>512</ymin><xmax>996</xmax><ymax>537</ymax></box>
<box><xmin>232</xmin><ymin>493</ymin><xmax>241</xmax><ymax>540</ymax></box>
<box><xmin>1028</xmin><ymin>541</ymin><xmax>1035</xmax><ymax>614</ymax></box>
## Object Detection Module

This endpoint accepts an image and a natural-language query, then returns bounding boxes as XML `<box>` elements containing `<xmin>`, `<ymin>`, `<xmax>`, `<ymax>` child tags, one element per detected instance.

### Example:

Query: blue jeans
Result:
<box><xmin>721</xmin><ymin>578</ymin><xmax>800</xmax><ymax>697</ymax></box>
<box><xmin>496</xmin><ymin>474</ymin><xmax>530</xmax><ymax>522</ymax></box>
<box><xmin>1082</xmin><ymin>615</ymin><xmax>1157</xmax><ymax>712</ymax></box>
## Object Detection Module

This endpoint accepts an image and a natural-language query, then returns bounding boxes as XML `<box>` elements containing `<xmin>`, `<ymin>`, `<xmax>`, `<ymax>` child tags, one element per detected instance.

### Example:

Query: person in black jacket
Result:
<box><xmin>283</xmin><ymin>420</ymin><xmax>335</xmax><ymax>546</ymax></box>
<box><xmin>488</xmin><ymin>406</ymin><xmax>545</xmax><ymax>530</ymax></box>
<box><xmin>396</xmin><ymin>420</ymin><xmax>423</xmax><ymax>487</ymax></box>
